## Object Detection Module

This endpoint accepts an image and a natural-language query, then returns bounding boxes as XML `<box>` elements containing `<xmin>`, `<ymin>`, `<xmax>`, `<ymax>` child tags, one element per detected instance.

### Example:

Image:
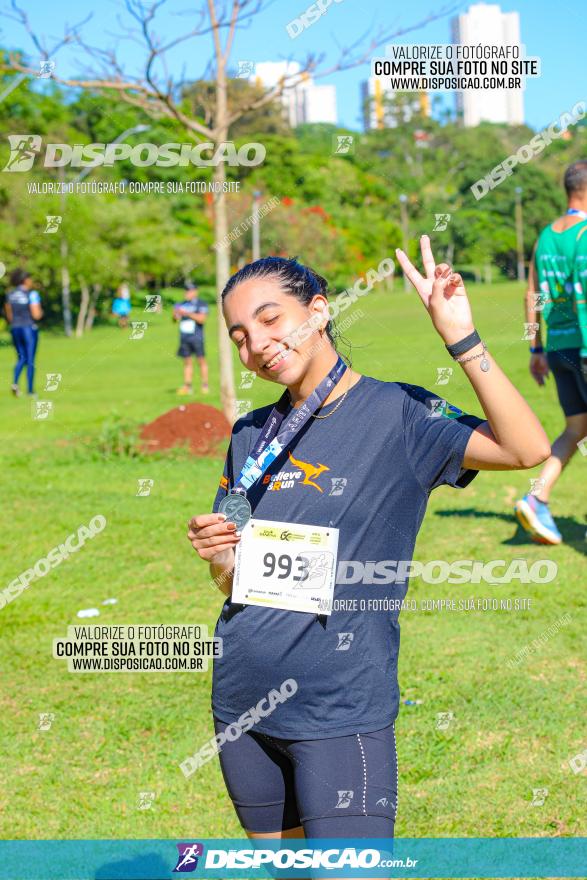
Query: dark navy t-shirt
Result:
<box><xmin>174</xmin><ymin>299</ymin><xmax>208</xmax><ymax>341</ymax></box>
<box><xmin>8</xmin><ymin>286</ymin><xmax>41</xmax><ymax>328</ymax></box>
<box><xmin>211</xmin><ymin>375</ymin><xmax>484</xmax><ymax>739</ymax></box>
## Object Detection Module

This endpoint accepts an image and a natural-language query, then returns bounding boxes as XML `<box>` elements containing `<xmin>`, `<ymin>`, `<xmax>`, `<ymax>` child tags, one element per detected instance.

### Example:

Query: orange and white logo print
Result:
<box><xmin>262</xmin><ymin>451</ymin><xmax>330</xmax><ymax>493</ymax></box>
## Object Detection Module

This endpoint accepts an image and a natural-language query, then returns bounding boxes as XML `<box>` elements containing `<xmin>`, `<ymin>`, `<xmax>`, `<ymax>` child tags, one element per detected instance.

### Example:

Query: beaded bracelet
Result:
<box><xmin>454</xmin><ymin>341</ymin><xmax>490</xmax><ymax>372</ymax></box>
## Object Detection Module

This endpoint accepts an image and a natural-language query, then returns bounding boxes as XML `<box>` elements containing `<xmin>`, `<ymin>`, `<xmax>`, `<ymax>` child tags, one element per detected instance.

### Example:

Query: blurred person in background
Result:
<box><xmin>4</xmin><ymin>269</ymin><xmax>43</xmax><ymax>397</ymax></box>
<box><xmin>173</xmin><ymin>280</ymin><xmax>209</xmax><ymax>395</ymax></box>
<box><xmin>515</xmin><ymin>160</ymin><xmax>587</xmax><ymax>545</ymax></box>
<box><xmin>111</xmin><ymin>282</ymin><xmax>132</xmax><ymax>328</ymax></box>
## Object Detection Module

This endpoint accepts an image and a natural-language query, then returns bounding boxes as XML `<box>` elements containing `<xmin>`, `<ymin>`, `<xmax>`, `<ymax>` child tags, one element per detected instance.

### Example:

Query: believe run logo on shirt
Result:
<box><xmin>262</xmin><ymin>451</ymin><xmax>330</xmax><ymax>493</ymax></box>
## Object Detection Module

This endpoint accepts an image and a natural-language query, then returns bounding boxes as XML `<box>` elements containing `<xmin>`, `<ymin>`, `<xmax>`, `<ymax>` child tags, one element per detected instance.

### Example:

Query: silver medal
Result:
<box><xmin>218</xmin><ymin>493</ymin><xmax>252</xmax><ymax>530</ymax></box>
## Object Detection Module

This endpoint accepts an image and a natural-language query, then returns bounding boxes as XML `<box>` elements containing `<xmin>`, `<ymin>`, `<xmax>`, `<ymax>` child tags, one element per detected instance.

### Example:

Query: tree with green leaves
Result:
<box><xmin>1</xmin><ymin>0</ymin><xmax>454</xmax><ymax>422</ymax></box>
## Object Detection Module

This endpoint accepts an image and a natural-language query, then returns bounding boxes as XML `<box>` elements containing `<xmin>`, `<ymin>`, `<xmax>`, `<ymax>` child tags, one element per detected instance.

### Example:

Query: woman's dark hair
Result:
<box><xmin>222</xmin><ymin>256</ymin><xmax>337</xmax><ymax>346</ymax></box>
<box><xmin>10</xmin><ymin>268</ymin><xmax>30</xmax><ymax>287</ymax></box>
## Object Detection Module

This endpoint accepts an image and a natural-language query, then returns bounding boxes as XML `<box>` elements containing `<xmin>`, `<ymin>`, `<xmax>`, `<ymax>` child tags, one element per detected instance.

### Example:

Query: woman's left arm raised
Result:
<box><xmin>396</xmin><ymin>235</ymin><xmax>551</xmax><ymax>471</ymax></box>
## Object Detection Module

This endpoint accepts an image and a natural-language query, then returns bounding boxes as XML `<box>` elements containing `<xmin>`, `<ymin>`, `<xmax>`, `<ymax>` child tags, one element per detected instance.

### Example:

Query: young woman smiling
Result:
<box><xmin>187</xmin><ymin>238</ymin><xmax>549</xmax><ymax>842</ymax></box>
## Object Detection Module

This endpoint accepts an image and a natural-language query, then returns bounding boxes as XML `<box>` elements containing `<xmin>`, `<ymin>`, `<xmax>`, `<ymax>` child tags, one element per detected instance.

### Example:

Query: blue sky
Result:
<box><xmin>0</xmin><ymin>0</ymin><xmax>583</xmax><ymax>131</ymax></box>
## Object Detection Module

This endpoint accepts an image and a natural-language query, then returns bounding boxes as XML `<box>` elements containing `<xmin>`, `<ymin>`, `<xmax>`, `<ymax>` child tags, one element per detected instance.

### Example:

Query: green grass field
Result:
<box><xmin>0</xmin><ymin>280</ymin><xmax>585</xmax><ymax>843</ymax></box>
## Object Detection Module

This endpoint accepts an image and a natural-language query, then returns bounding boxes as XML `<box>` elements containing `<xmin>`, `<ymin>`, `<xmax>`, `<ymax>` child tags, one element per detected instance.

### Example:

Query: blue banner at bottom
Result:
<box><xmin>0</xmin><ymin>838</ymin><xmax>585</xmax><ymax>879</ymax></box>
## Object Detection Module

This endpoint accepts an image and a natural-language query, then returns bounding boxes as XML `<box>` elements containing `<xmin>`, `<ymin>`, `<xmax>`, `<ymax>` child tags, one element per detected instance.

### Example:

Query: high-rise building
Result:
<box><xmin>297</xmin><ymin>79</ymin><xmax>337</xmax><ymax>125</ymax></box>
<box><xmin>361</xmin><ymin>77</ymin><xmax>429</xmax><ymax>130</ymax></box>
<box><xmin>250</xmin><ymin>62</ymin><xmax>337</xmax><ymax>127</ymax></box>
<box><xmin>451</xmin><ymin>2</ymin><xmax>524</xmax><ymax>126</ymax></box>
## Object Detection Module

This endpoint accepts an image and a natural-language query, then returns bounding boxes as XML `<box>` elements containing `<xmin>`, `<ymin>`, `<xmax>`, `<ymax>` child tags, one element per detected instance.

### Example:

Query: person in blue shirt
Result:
<box><xmin>186</xmin><ymin>242</ymin><xmax>549</xmax><ymax>844</ymax></box>
<box><xmin>4</xmin><ymin>269</ymin><xmax>43</xmax><ymax>397</ymax></box>
<box><xmin>173</xmin><ymin>281</ymin><xmax>209</xmax><ymax>395</ymax></box>
<box><xmin>111</xmin><ymin>283</ymin><xmax>132</xmax><ymax>328</ymax></box>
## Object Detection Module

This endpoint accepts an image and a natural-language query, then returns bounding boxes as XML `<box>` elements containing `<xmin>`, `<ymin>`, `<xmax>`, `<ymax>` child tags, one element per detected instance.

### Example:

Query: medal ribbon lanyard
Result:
<box><xmin>232</xmin><ymin>356</ymin><xmax>347</xmax><ymax>493</ymax></box>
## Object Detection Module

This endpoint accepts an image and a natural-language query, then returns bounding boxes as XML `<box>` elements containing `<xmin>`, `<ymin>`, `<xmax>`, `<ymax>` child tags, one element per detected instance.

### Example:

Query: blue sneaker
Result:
<box><xmin>514</xmin><ymin>494</ymin><xmax>562</xmax><ymax>545</ymax></box>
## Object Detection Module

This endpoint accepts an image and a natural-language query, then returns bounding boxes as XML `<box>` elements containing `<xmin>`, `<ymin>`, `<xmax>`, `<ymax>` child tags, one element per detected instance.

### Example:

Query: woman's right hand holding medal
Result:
<box><xmin>187</xmin><ymin>513</ymin><xmax>241</xmax><ymax>565</ymax></box>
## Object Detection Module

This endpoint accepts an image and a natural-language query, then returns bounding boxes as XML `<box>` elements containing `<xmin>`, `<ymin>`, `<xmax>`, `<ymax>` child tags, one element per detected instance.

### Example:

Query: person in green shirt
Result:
<box><xmin>515</xmin><ymin>160</ymin><xmax>587</xmax><ymax>544</ymax></box>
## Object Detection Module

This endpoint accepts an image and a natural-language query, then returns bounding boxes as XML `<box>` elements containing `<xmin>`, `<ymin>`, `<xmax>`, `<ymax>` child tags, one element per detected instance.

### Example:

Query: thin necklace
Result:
<box><xmin>311</xmin><ymin>368</ymin><xmax>354</xmax><ymax>419</ymax></box>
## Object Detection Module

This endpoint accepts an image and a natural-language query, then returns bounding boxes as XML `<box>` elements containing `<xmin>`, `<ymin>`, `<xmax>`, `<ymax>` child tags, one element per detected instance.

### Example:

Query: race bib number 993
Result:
<box><xmin>231</xmin><ymin>519</ymin><xmax>339</xmax><ymax>615</ymax></box>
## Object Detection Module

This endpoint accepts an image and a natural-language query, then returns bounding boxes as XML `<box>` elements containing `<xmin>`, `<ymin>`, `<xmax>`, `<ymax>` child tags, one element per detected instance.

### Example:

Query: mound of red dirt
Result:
<box><xmin>140</xmin><ymin>402</ymin><xmax>231</xmax><ymax>456</ymax></box>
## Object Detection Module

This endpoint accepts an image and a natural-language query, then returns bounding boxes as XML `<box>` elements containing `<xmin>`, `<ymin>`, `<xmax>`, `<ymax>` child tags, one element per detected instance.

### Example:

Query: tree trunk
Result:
<box><xmin>59</xmin><ymin>166</ymin><xmax>73</xmax><ymax>336</ymax></box>
<box><xmin>214</xmin><ymin>56</ymin><xmax>236</xmax><ymax>425</ymax></box>
<box><xmin>85</xmin><ymin>283</ymin><xmax>101</xmax><ymax>331</ymax></box>
<box><xmin>60</xmin><ymin>236</ymin><xmax>73</xmax><ymax>337</ymax></box>
<box><xmin>76</xmin><ymin>277</ymin><xmax>90</xmax><ymax>337</ymax></box>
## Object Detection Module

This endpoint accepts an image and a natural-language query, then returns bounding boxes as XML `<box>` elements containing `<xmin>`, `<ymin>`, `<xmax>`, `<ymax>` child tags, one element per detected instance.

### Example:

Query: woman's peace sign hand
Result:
<box><xmin>395</xmin><ymin>235</ymin><xmax>475</xmax><ymax>346</ymax></box>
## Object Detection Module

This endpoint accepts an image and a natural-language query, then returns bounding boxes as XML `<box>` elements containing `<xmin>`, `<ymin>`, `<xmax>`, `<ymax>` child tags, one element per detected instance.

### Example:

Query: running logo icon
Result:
<box><xmin>293</xmin><ymin>551</ymin><xmax>332</xmax><ymax>589</ymax></box>
<box><xmin>433</xmin><ymin>213</ymin><xmax>451</xmax><ymax>231</ymax></box>
<box><xmin>38</xmin><ymin>60</ymin><xmax>55</xmax><ymax>79</ymax></box>
<box><xmin>532</xmin><ymin>290</ymin><xmax>549</xmax><ymax>311</ymax></box>
<box><xmin>436</xmin><ymin>711</ymin><xmax>455</xmax><ymax>730</ymax></box>
<box><xmin>530</xmin><ymin>788</ymin><xmax>548</xmax><ymax>806</ymax></box>
<box><xmin>335</xmin><ymin>790</ymin><xmax>354</xmax><ymax>809</ymax></box>
<box><xmin>239</xmin><ymin>370</ymin><xmax>256</xmax><ymax>389</ymax></box>
<box><xmin>329</xmin><ymin>477</ymin><xmax>347</xmax><ymax>496</ymax></box>
<box><xmin>144</xmin><ymin>294</ymin><xmax>162</xmax><ymax>312</ymax></box>
<box><xmin>173</xmin><ymin>843</ymin><xmax>204</xmax><ymax>873</ymax></box>
<box><xmin>235</xmin><ymin>399</ymin><xmax>252</xmax><ymax>417</ymax></box>
<box><xmin>38</xmin><ymin>713</ymin><xmax>55</xmax><ymax>731</ymax></box>
<box><xmin>237</xmin><ymin>61</ymin><xmax>255</xmax><ymax>77</ymax></box>
<box><xmin>136</xmin><ymin>479</ymin><xmax>154</xmax><ymax>497</ymax></box>
<box><xmin>44</xmin><ymin>373</ymin><xmax>62</xmax><ymax>392</ymax></box>
<box><xmin>522</xmin><ymin>322</ymin><xmax>540</xmax><ymax>341</ymax></box>
<box><xmin>427</xmin><ymin>398</ymin><xmax>464</xmax><ymax>420</ymax></box>
<box><xmin>529</xmin><ymin>477</ymin><xmax>546</xmax><ymax>496</ymax></box>
<box><xmin>3</xmin><ymin>135</ymin><xmax>42</xmax><ymax>172</ymax></box>
<box><xmin>435</xmin><ymin>367</ymin><xmax>453</xmax><ymax>385</ymax></box>
<box><xmin>33</xmin><ymin>400</ymin><xmax>54</xmax><ymax>420</ymax></box>
<box><xmin>44</xmin><ymin>215</ymin><xmax>62</xmax><ymax>234</ymax></box>
<box><xmin>129</xmin><ymin>322</ymin><xmax>148</xmax><ymax>340</ymax></box>
<box><xmin>138</xmin><ymin>791</ymin><xmax>155</xmax><ymax>810</ymax></box>
<box><xmin>568</xmin><ymin>748</ymin><xmax>587</xmax><ymax>774</ymax></box>
<box><xmin>336</xmin><ymin>632</ymin><xmax>354</xmax><ymax>651</ymax></box>
<box><xmin>428</xmin><ymin>397</ymin><xmax>446</xmax><ymax>418</ymax></box>
<box><xmin>333</xmin><ymin>135</ymin><xmax>354</xmax><ymax>155</ymax></box>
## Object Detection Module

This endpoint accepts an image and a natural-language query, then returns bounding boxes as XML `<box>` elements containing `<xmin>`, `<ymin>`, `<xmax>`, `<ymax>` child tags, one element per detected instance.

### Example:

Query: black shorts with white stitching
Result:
<box><xmin>213</xmin><ymin>717</ymin><xmax>398</xmax><ymax>837</ymax></box>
